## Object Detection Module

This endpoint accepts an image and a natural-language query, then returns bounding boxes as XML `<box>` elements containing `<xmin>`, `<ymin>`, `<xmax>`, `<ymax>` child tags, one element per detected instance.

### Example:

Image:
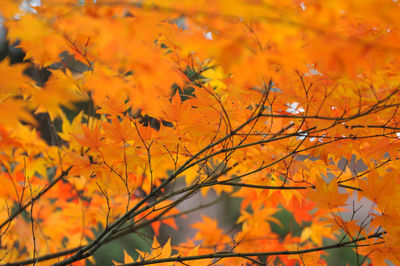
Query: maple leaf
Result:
<box><xmin>136</xmin><ymin>237</ymin><xmax>174</xmax><ymax>265</ymax></box>
<box><xmin>359</xmin><ymin>170</ymin><xmax>398</xmax><ymax>209</ymax></box>
<box><xmin>97</xmin><ymin>95</ymin><xmax>131</xmax><ymax>117</ymax></box>
<box><xmin>58</xmin><ymin>111</ymin><xmax>84</xmax><ymax>142</ymax></box>
<box><xmin>30</xmin><ymin>70</ymin><xmax>83</xmax><ymax>119</ymax></box>
<box><xmin>202</xmin><ymin>65</ymin><xmax>228</xmax><ymax>95</ymax></box>
<box><xmin>0</xmin><ymin>125</ymin><xmax>21</xmax><ymax>150</ymax></box>
<box><xmin>102</xmin><ymin>116</ymin><xmax>135</xmax><ymax>144</ymax></box>
<box><xmin>113</xmin><ymin>250</ymin><xmax>134</xmax><ymax>265</ymax></box>
<box><xmin>0</xmin><ymin>59</ymin><xmax>30</xmax><ymax>101</ymax></box>
<box><xmin>161</xmin><ymin>91</ymin><xmax>193</xmax><ymax>125</ymax></box>
<box><xmin>6</xmin><ymin>14</ymin><xmax>66</xmax><ymax>66</ymax></box>
<box><xmin>300</xmin><ymin>221</ymin><xmax>336</xmax><ymax>246</ymax></box>
<box><xmin>73</xmin><ymin>124</ymin><xmax>103</xmax><ymax>150</ymax></box>
<box><xmin>0</xmin><ymin>98</ymin><xmax>36</xmax><ymax>127</ymax></box>
<box><xmin>287</xmin><ymin>197</ymin><xmax>315</xmax><ymax>224</ymax></box>
<box><xmin>192</xmin><ymin>216</ymin><xmax>231</xmax><ymax>247</ymax></box>
<box><xmin>307</xmin><ymin>177</ymin><xmax>349</xmax><ymax>210</ymax></box>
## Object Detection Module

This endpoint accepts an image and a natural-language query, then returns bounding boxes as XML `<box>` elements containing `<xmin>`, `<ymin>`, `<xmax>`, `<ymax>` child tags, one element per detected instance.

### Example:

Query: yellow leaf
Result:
<box><xmin>0</xmin><ymin>98</ymin><xmax>35</xmax><ymax>127</ymax></box>
<box><xmin>30</xmin><ymin>70</ymin><xmax>83</xmax><ymax>119</ymax></box>
<box><xmin>301</xmin><ymin>222</ymin><xmax>334</xmax><ymax>246</ymax></box>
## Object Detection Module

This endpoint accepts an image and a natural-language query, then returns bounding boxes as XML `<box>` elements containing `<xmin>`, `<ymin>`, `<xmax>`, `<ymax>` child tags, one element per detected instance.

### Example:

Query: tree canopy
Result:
<box><xmin>1</xmin><ymin>0</ymin><xmax>400</xmax><ymax>265</ymax></box>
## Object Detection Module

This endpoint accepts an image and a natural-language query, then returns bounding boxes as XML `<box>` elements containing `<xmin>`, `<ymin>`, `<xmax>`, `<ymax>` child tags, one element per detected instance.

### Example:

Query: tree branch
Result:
<box><xmin>124</xmin><ymin>232</ymin><xmax>385</xmax><ymax>266</ymax></box>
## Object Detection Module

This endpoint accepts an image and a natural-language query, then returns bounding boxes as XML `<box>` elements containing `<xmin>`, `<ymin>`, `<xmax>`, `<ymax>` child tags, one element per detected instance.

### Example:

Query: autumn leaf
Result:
<box><xmin>301</xmin><ymin>221</ymin><xmax>336</xmax><ymax>246</ymax></box>
<box><xmin>192</xmin><ymin>216</ymin><xmax>231</xmax><ymax>247</ymax></box>
<box><xmin>73</xmin><ymin>124</ymin><xmax>103</xmax><ymax>150</ymax></box>
<box><xmin>1</xmin><ymin>1</ymin><xmax>400</xmax><ymax>265</ymax></box>
<box><xmin>5</xmin><ymin>14</ymin><xmax>66</xmax><ymax>66</ymax></box>
<box><xmin>102</xmin><ymin>116</ymin><xmax>135</xmax><ymax>144</ymax></box>
<box><xmin>136</xmin><ymin>237</ymin><xmax>174</xmax><ymax>265</ymax></box>
<box><xmin>307</xmin><ymin>177</ymin><xmax>349</xmax><ymax>210</ymax></box>
<box><xmin>113</xmin><ymin>250</ymin><xmax>134</xmax><ymax>265</ymax></box>
<box><xmin>0</xmin><ymin>98</ymin><xmax>36</xmax><ymax>127</ymax></box>
<box><xmin>30</xmin><ymin>70</ymin><xmax>83</xmax><ymax>118</ymax></box>
<box><xmin>359</xmin><ymin>170</ymin><xmax>398</xmax><ymax>209</ymax></box>
<box><xmin>0</xmin><ymin>59</ymin><xmax>30</xmax><ymax>101</ymax></box>
<box><xmin>161</xmin><ymin>91</ymin><xmax>193</xmax><ymax>125</ymax></box>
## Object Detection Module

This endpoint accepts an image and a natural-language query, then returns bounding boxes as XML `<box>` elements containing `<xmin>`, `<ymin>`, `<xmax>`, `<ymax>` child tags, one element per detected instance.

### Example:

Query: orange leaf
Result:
<box><xmin>307</xmin><ymin>177</ymin><xmax>348</xmax><ymax>210</ymax></box>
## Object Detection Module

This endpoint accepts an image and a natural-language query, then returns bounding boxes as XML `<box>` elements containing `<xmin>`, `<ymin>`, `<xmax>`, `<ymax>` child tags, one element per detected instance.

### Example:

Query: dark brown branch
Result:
<box><xmin>123</xmin><ymin>232</ymin><xmax>385</xmax><ymax>266</ymax></box>
<box><xmin>209</xmin><ymin>181</ymin><xmax>361</xmax><ymax>191</ymax></box>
